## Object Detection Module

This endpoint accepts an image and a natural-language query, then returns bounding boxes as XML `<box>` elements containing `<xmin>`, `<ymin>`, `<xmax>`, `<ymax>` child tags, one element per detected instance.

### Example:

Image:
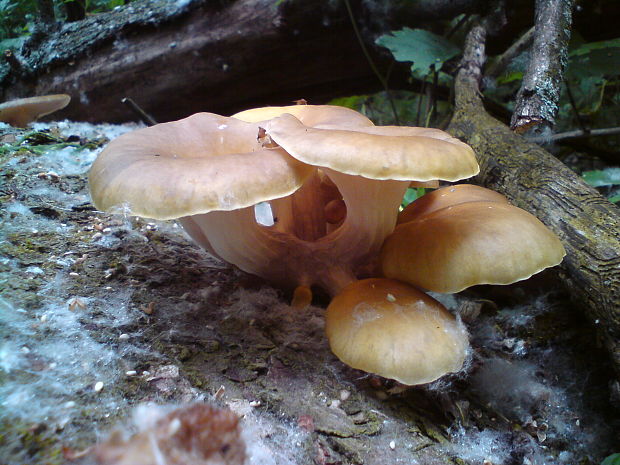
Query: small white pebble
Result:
<box><xmin>575</xmin><ymin>419</ymin><xmax>580</xmax><ymax>426</ymax></box>
<box><xmin>389</xmin><ymin>440</ymin><xmax>396</xmax><ymax>450</ymax></box>
<box><xmin>69</xmin><ymin>272</ymin><xmax>79</xmax><ymax>277</ymax></box>
<box><xmin>142</xmin><ymin>371</ymin><xmax>151</xmax><ymax>376</ymax></box>
<box><xmin>386</xmin><ymin>293</ymin><xmax>396</xmax><ymax>302</ymax></box>
<box><xmin>119</xmin><ymin>333</ymin><xmax>130</xmax><ymax>341</ymax></box>
<box><xmin>125</xmin><ymin>370</ymin><xmax>137</xmax><ymax>376</ymax></box>
<box><xmin>340</xmin><ymin>390</ymin><xmax>350</xmax><ymax>401</ymax></box>
<box><xmin>64</xmin><ymin>401</ymin><xmax>76</xmax><ymax>408</ymax></box>
<box><xmin>92</xmin><ymin>232</ymin><xmax>103</xmax><ymax>240</ymax></box>
<box><xmin>49</xmin><ymin>362</ymin><xmax>57</xmax><ymax>369</ymax></box>
<box><xmin>102</xmin><ymin>227</ymin><xmax>112</xmax><ymax>234</ymax></box>
<box><xmin>249</xmin><ymin>400</ymin><xmax>261</xmax><ymax>407</ymax></box>
<box><xmin>329</xmin><ymin>399</ymin><xmax>341</xmax><ymax>409</ymax></box>
<box><xmin>40</xmin><ymin>314</ymin><xmax>48</xmax><ymax>322</ymax></box>
<box><xmin>20</xmin><ymin>346</ymin><xmax>31</xmax><ymax>354</ymax></box>
<box><xmin>104</xmin><ymin>286</ymin><xmax>113</xmax><ymax>291</ymax></box>
<box><xmin>94</xmin><ymin>381</ymin><xmax>104</xmax><ymax>392</ymax></box>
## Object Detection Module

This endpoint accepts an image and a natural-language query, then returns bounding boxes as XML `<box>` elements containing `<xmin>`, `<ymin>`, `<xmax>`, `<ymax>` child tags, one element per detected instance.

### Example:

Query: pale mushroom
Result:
<box><xmin>90</xmin><ymin>105</ymin><xmax>479</xmax><ymax>295</ymax></box>
<box><xmin>0</xmin><ymin>94</ymin><xmax>71</xmax><ymax>127</ymax></box>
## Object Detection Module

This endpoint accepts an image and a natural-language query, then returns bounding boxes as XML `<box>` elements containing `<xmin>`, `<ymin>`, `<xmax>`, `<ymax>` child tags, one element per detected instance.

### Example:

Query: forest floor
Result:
<box><xmin>0</xmin><ymin>120</ymin><xmax>618</xmax><ymax>465</ymax></box>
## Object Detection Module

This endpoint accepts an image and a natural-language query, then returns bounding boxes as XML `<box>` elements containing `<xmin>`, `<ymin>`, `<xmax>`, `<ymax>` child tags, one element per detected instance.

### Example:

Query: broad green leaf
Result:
<box><xmin>582</xmin><ymin>168</ymin><xmax>620</xmax><ymax>187</ymax></box>
<box><xmin>376</xmin><ymin>28</ymin><xmax>460</xmax><ymax>76</ymax></box>
<box><xmin>602</xmin><ymin>453</ymin><xmax>620</xmax><ymax>465</ymax></box>
<box><xmin>608</xmin><ymin>194</ymin><xmax>620</xmax><ymax>204</ymax></box>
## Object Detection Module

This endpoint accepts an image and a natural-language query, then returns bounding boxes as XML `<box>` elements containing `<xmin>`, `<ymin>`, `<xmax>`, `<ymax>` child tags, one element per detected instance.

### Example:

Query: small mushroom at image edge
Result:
<box><xmin>0</xmin><ymin>94</ymin><xmax>71</xmax><ymax>127</ymax></box>
<box><xmin>88</xmin><ymin>104</ymin><xmax>566</xmax><ymax>386</ymax></box>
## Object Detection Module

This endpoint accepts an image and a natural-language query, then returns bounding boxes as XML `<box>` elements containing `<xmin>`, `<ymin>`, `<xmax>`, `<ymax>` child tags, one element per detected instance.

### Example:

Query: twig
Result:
<box><xmin>342</xmin><ymin>0</ymin><xmax>400</xmax><ymax>125</ymax></box>
<box><xmin>529</xmin><ymin>126</ymin><xmax>620</xmax><ymax>143</ymax></box>
<box><xmin>121</xmin><ymin>97</ymin><xmax>158</xmax><ymax>126</ymax></box>
<box><xmin>564</xmin><ymin>82</ymin><xmax>589</xmax><ymax>133</ymax></box>
<box><xmin>510</xmin><ymin>0</ymin><xmax>574</xmax><ymax>134</ymax></box>
<box><xmin>486</xmin><ymin>26</ymin><xmax>534</xmax><ymax>79</ymax></box>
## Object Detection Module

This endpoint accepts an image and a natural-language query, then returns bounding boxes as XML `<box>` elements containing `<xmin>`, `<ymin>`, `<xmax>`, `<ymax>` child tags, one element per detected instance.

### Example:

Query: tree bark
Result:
<box><xmin>510</xmin><ymin>0</ymin><xmax>573</xmax><ymax>133</ymax></box>
<box><xmin>0</xmin><ymin>0</ymin><xmax>490</xmax><ymax>124</ymax></box>
<box><xmin>448</xmin><ymin>25</ymin><xmax>620</xmax><ymax>376</ymax></box>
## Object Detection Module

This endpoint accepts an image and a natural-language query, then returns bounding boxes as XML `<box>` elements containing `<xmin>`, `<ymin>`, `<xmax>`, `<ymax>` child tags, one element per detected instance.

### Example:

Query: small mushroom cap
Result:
<box><xmin>382</xmin><ymin>201</ymin><xmax>566</xmax><ymax>293</ymax></box>
<box><xmin>398</xmin><ymin>184</ymin><xmax>509</xmax><ymax>224</ymax></box>
<box><xmin>0</xmin><ymin>94</ymin><xmax>70</xmax><ymax>127</ymax></box>
<box><xmin>89</xmin><ymin>113</ymin><xmax>313</xmax><ymax>220</ymax></box>
<box><xmin>326</xmin><ymin>278</ymin><xmax>468</xmax><ymax>385</ymax></box>
<box><xmin>232</xmin><ymin>104</ymin><xmax>374</xmax><ymax>128</ymax></box>
<box><xmin>264</xmin><ymin>114</ymin><xmax>479</xmax><ymax>181</ymax></box>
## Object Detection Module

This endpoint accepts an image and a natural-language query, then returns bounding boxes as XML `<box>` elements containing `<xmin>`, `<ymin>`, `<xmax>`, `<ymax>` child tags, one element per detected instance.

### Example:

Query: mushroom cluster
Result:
<box><xmin>89</xmin><ymin>104</ymin><xmax>565</xmax><ymax>385</ymax></box>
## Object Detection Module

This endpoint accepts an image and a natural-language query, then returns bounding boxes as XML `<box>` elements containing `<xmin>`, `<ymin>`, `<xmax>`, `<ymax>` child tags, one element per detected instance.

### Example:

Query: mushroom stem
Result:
<box><xmin>320</xmin><ymin>267</ymin><xmax>357</xmax><ymax>297</ymax></box>
<box><xmin>323</xmin><ymin>169</ymin><xmax>409</xmax><ymax>269</ymax></box>
<box><xmin>289</xmin><ymin>170</ymin><xmax>327</xmax><ymax>241</ymax></box>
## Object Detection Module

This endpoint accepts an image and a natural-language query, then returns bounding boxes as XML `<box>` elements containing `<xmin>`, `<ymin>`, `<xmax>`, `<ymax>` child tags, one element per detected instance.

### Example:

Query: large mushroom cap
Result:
<box><xmin>263</xmin><ymin>113</ymin><xmax>479</xmax><ymax>181</ymax></box>
<box><xmin>382</xmin><ymin>201</ymin><xmax>566</xmax><ymax>293</ymax></box>
<box><xmin>326</xmin><ymin>278</ymin><xmax>468</xmax><ymax>385</ymax></box>
<box><xmin>0</xmin><ymin>94</ymin><xmax>71</xmax><ymax>127</ymax></box>
<box><xmin>89</xmin><ymin>112</ymin><xmax>313</xmax><ymax>220</ymax></box>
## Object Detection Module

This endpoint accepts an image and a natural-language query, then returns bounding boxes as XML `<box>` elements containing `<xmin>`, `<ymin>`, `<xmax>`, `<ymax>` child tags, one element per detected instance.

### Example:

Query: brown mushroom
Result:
<box><xmin>0</xmin><ymin>94</ymin><xmax>70</xmax><ymax>127</ymax></box>
<box><xmin>382</xmin><ymin>199</ymin><xmax>566</xmax><ymax>293</ymax></box>
<box><xmin>325</xmin><ymin>278</ymin><xmax>468</xmax><ymax>385</ymax></box>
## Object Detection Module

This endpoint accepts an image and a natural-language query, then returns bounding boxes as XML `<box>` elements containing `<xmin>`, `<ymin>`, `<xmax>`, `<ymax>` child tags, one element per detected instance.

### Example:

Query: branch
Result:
<box><xmin>510</xmin><ymin>0</ymin><xmax>574</xmax><ymax>133</ymax></box>
<box><xmin>529</xmin><ymin>126</ymin><xmax>620</xmax><ymax>143</ymax></box>
<box><xmin>486</xmin><ymin>26</ymin><xmax>534</xmax><ymax>79</ymax></box>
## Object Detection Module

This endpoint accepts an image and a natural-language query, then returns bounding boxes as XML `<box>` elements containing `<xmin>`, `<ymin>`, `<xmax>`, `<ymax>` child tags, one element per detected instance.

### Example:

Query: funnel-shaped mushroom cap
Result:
<box><xmin>326</xmin><ymin>278</ymin><xmax>468</xmax><ymax>385</ymax></box>
<box><xmin>263</xmin><ymin>114</ymin><xmax>479</xmax><ymax>181</ymax></box>
<box><xmin>382</xmin><ymin>201</ymin><xmax>566</xmax><ymax>293</ymax></box>
<box><xmin>398</xmin><ymin>184</ymin><xmax>509</xmax><ymax>224</ymax></box>
<box><xmin>0</xmin><ymin>94</ymin><xmax>71</xmax><ymax>127</ymax></box>
<box><xmin>232</xmin><ymin>104</ymin><xmax>374</xmax><ymax>128</ymax></box>
<box><xmin>89</xmin><ymin>113</ymin><xmax>314</xmax><ymax>220</ymax></box>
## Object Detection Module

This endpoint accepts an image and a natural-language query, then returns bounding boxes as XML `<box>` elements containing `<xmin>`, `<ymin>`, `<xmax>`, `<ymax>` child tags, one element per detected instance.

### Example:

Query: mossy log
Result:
<box><xmin>448</xmin><ymin>26</ymin><xmax>620</xmax><ymax>376</ymax></box>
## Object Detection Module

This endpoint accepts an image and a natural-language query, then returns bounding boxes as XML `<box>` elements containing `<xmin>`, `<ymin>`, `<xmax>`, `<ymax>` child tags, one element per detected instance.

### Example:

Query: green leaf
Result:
<box><xmin>376</xmin><ymin>28</ymin><xmax>460</xmax><ymax>76</ymax></box>
<box><xmin>568</xmin><ymin>38</ymin><xmax>620</xmax><ymax>78</ymax></box>
<box><xmin>608</xmin><ymin>194</ymin><xmax>620</xmax><ymax>204</ymax></box>
<box><xmin>582</xmin><ymin>168</ymin><xmax>620</xmax><ymax>187</ymax></box>
<box><xmin>496</xmin><ymin>71</ymin><xmax>523</xmax><ymax>85</ymax></box>
<box><xmin>401</xmin><ymin>187</ymin><xmax>426</xmax><ymax>209</ymax></box>
<box><xmin>602</xmin><ymin>453</ymin><xmax>620</xmax><ymax>465</ymax></box>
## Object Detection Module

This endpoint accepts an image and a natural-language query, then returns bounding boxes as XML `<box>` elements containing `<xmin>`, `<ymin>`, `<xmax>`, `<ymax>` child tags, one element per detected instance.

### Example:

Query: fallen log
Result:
<box><xmin>1</xmin><ymin>0</ymin><xmax>488</xmax><ymax>124</ymax></box>
<box><xmin>448</xmin><ymin>25</ymin><xmax>620</xmax><ymax>376</ymax></box>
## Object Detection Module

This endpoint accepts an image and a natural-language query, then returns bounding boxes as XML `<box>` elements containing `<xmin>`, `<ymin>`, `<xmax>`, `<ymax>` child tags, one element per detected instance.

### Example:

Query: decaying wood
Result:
<box><xmin>449</xmin><ymin>25</ymin><xmax>620</xmax><ymax>376</ymax></box>
<box><xmin>1</xmin><ymin>0</ymin><xmax>494</xmax><ymax>124</ymax></box>
<box><xmin>510</xmin><ymin>0</ymin><xmax>573</xmax><ymax>133</ymax></box>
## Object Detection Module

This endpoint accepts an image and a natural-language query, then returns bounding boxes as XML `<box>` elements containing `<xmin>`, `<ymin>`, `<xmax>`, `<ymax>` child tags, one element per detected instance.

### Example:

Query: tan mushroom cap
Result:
<box><xmin>232</xmin><ymin>104</ymin><xmax>374</xmax><ymax>128</ymax></box>
<box><xmin>326</xmin><ymin>278</ymin><xmax>468</xmax><ymax>385</ymax></box>
<box><xmin>89</xmin><ymin>112</ymin><xmax>314</xmax><ymax>220</ymax></box>
<box><xmin>398</xmin><ymin>184</ymin><xmax>509</xmax><ymax>224</ymax></box>
<box><xmin>382</xmin><ymin>202</ymin><xmax>566</xmax><ymax>293</ymax></box>
<box><xmin>263</xmin><ymin>114</ymin><xmax>479</xmax><ymax>181</ymax></box>
<box><xmin>0</xmin><ymin>94</ymin><xmax>71</xmax><ymax>127</ymax></box>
